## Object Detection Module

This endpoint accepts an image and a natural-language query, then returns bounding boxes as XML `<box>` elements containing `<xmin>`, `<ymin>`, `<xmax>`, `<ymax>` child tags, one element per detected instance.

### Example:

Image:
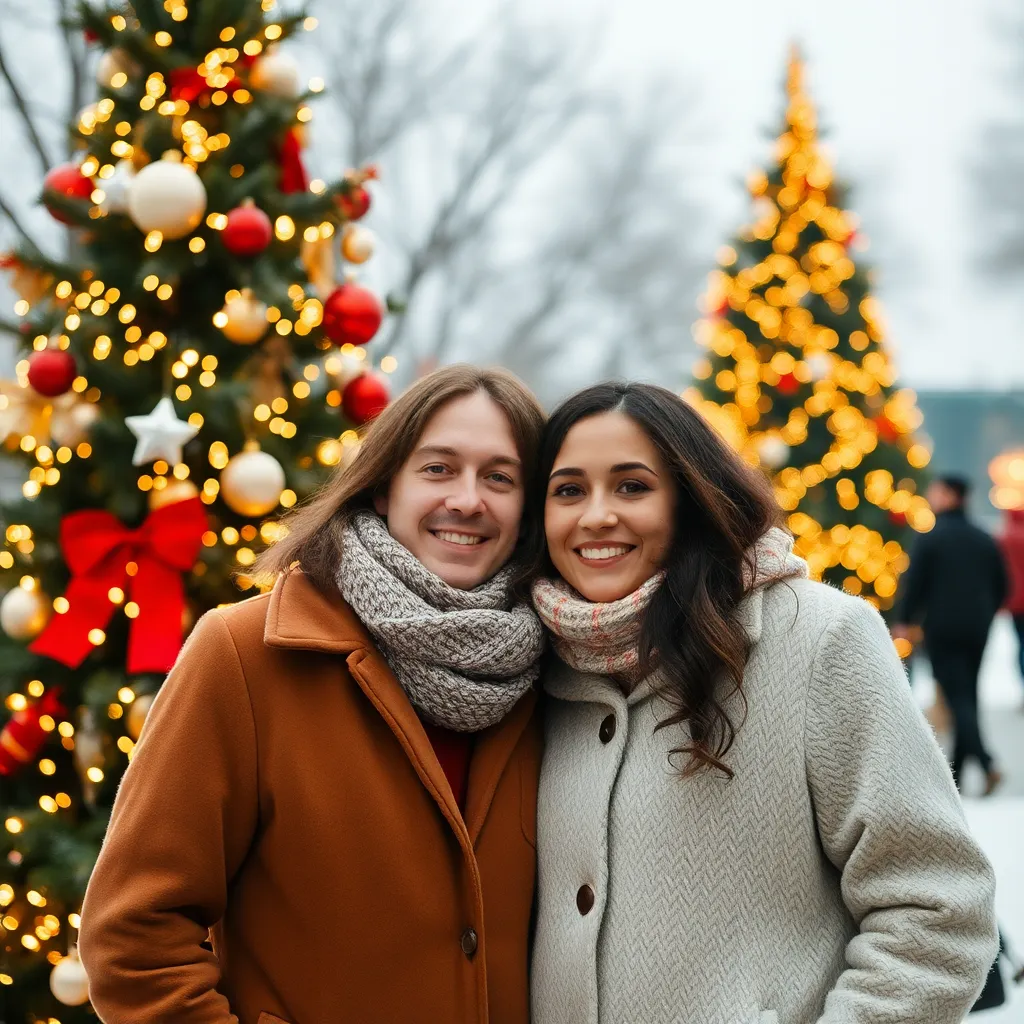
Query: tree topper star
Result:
<box><xmin>125</xmin><ymin>396</ymin><xmax>198</xmax><ymax>467</ymax></box>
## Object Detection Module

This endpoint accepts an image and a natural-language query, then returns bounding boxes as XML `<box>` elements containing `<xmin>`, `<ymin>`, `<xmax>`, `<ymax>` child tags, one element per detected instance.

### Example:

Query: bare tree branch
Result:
<box><xmin>0</xmin><ymin>33</ymin><xmax>53</xmax><ymax>176</ymax></box>
<box><xmin>57</xmin><ymin>0</ymin><xmax>87</xmax><ymax>160</ymax></box>
<box><xmin>0</xmin><ymin>188</ymin><xmax>44</xmax><ymax>254</ymax></box>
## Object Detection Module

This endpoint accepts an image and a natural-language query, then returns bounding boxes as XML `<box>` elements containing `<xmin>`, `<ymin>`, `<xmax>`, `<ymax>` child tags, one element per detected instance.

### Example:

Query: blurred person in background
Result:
<box><xmin>896</xmin><ymin>475</ymin><xmax>1009</xmax><ymax>795</ymax></box>
<box><xmin>998</xmin><ymin>506</ymin><xmax>1024</xmax><ymax>704</ymax></box>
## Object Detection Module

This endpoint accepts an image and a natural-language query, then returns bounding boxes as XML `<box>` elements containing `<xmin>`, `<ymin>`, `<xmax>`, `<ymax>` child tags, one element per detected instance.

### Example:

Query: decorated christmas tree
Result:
<box><xmin>687</xmin><ymin>49</ymin><xmax>931</xmax><ymax>613</ymax></box>
<box><xmin>0</xmin><ymin>1</ymin><xmax>392</xmax><ymax>1015</ymax></box>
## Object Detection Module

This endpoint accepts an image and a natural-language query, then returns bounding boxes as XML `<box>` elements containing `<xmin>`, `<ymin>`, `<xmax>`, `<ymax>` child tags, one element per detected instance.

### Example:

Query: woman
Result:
<box><xmin>528</xmin><ymin>382</ymin><xmax>997</xmax><ymax>1024</ymax></box>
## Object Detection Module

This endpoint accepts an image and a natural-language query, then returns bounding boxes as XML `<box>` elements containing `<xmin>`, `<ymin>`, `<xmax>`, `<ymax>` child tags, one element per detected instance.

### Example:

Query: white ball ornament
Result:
<box><xmin>96</xmin><ymin>48</ymin><xmax>139</xmax><ymax>89</ymax></box>
<box><xmin>219</xmin><ymin>289</ymin><xmax>269</xmax><ymax>345</ymax></box>
<box><xmin>50</xmin><ymin>949</ymin><xmax>90</xmax><ymax>1006</ymax></box>
<box><xmin>334</xmin><ymin>348</ymin><xmax>368</xmax><ymax>387</ymax></box>
<box><xmin>50</xmin><ymin>400</ymin><xmax>100</xmax><ymax>449</ymax></box>
<box><xmin>250</xmin><ymin>49</ymin><xmax>301</xmax><ymax>98</ymax></box>
<box><xmin>0</xmin><ymin>584</ymin><xmax>51</xmax><ymax>641</ymax></box>
<box><xmin>127</xmin><ymin>154</ymin><xmax>207</xmax><ymax>240</ymax></box>
<box><xmin>805</xmin><ymin>352</ymin><xmax>834</xmax><ymax>382</ymax></box>
<box><xmin>756</xmin><ymin>435</ymin><xmax>791</xmax><ymax>471</ymax></box>
<box><xmin>341</xmin><ymin>224</ymin><xmax>376</xmax><ymax>264</ymax></box>
<box><xmin>220</xmin><ymin>445</ymin><xmax>286</xmax><ymax>517</ymax></box>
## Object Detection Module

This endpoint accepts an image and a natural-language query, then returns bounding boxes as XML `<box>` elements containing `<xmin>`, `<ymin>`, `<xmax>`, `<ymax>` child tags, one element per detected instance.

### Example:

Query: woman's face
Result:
<box><xmin>545</xmin><ymin>411</ymin><xmax>674</xmax><ymax>603</ymax></box>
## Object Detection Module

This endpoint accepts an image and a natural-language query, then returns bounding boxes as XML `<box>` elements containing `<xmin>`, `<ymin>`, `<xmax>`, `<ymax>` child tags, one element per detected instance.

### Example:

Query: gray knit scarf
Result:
<box><xmin>337</xmin><ymin>511</ymin><xmax>545</xmax><ymax>732</ymax></box>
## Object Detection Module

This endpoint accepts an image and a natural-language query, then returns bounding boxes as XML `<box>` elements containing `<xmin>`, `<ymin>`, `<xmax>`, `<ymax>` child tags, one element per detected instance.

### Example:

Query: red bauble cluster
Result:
<box><xmin>0</xmin><ymin>689</ymin><xmax>64</xmax><ymax>777</ymax></box>
<box><xmin>43</xmin><ymin>164</ymin><xmax>94</xmax><ymax>224</ymax></box>
<box><xmin>323</xmin><ymin>283</ymin><xmax>383</xmax><ymax>347</ymax></box>
<box><xmin>222</xmin><ymin>201</ymin><xmax>272</xmax><ymax>257</ymax></box>
<box><xmin>343</xmin><ymin>373</ymin><xmax>390</xmax><ymax>425</ymax></box>
<box><xmin>776</xmin><ymin>372</ymin><xmax>800</xmax><ymax>396</ymax></box>
<box><xmin>27</xmin><ymin>349</ymin><xmax>77</xmax><ymax>397</ymax></box>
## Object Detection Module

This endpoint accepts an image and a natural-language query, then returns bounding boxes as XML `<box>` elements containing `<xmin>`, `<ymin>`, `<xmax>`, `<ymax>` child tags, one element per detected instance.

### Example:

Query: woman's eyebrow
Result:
<box><xmin>549</xmin><ymin>466</ymin><xmax>584</xmax><ymax>480</ymax></box>
<box><xmin>611</xmin><ymin>461</ymin><xmax>656</xmax><ymax>475</ymax></box>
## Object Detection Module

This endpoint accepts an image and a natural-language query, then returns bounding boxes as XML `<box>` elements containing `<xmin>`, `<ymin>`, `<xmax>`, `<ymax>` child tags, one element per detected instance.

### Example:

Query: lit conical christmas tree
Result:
<box><xmin>687</xmin><ymin>48</ymin><xmax>932</xmax><ymax>610</ymax></box>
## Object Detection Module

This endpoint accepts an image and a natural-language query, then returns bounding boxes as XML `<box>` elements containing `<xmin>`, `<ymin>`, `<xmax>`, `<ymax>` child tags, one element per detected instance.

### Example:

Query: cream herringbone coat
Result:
<box><xmin>531</xmin><ymin>575</ymin><xmax>997</xmax><ymax>1024</ymax></box>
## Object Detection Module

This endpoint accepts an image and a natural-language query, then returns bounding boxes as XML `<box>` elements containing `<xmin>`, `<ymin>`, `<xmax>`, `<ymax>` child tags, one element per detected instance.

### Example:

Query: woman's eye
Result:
<box><xmin>619</xmin><ymin>479</ymin><xmax>650</xmax><ymax>495</ymax></box>
<box><xmin>552</xmin><ymin>483</ymin><xmax>583</xmax><ymax>498</ymax></box>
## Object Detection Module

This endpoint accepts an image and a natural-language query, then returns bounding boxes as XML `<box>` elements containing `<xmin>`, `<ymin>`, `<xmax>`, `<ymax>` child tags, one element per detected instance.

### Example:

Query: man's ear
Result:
<box><xmin>373</xmin><ymin>492</ymin><xmax>388</xmax><ymax>516</ymax></box>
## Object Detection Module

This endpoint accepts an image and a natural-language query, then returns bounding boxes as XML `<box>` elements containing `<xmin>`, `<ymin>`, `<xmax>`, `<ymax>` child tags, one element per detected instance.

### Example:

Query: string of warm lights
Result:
<box><xmin>688</xmin><ymin>48</ymin><xmax>930</xmax><ymax>616</ymax></box>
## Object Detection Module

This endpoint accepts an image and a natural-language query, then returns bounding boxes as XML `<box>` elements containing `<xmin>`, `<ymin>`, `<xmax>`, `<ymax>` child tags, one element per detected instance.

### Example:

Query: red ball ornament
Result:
<box><xmin>337</xmin><ymin>184</ymin><xmax>371</xmax><ymax>221</ymax></box>
<box><xmin>222</xmin><ymin>201</ymin><xmax>273</xmax><ymax>257</ymax></box>
<box><xmin>0</xmin><ymin>689</ymin><xmax>64</xmax><ymax>777</ymax></box>
<box><xmin>888</xmin><ymin>510</ymin><xmax>908</xmax><ymax>527</ymax></box>
<box><xmin>777</xmin><ymin>372</ymin><xmax>800</xmax><ymax>396</ymax></box>
<box><xmin>27</xmin><ymin>349</ymin><xmax>77</xmax><ymax>397</ymax></box>
<box><xmin>343</xmin><ymin>373</ymin><xmax>390</xmax><ymax>425</ymax></box>
<box><xmin>322</xmin><ymin>282</ymin><xmax>384</xmax><ymax>346</ymax></box>
<box><xmin>873</xmin><ymin>415</ymin><xmax>900</xmax><ymax>444</ymax></box>
<box><xmin>43</xmin><ymin>164</ymin><xmax>94</xmax><ymax>224</ymax></box>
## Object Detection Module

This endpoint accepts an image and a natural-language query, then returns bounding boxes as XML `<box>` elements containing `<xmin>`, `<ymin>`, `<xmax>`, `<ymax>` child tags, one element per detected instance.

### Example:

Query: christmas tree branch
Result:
<box><xmin>0</xmin><ymin>314</ymin><xmax>22</xmax><ymax>336</ymax></box>
<box><xmin>0</xmin><ymin>33</ymin><xmax>53</xmax><ymax>176</ymax></box>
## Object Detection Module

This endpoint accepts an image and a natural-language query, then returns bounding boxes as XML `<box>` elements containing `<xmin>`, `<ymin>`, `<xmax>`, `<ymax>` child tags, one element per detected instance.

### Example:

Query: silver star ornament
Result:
<box><xmin>125</xmin><ymin>396</ymin><xmax>199</xmax><ymax>467</ymax></box>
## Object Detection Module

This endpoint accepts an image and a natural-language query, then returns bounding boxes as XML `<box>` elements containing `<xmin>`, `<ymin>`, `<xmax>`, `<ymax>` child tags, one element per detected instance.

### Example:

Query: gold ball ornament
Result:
<box><xmin>148</xmin><ymin>478</ymin><xmax>200</xmax><ymax>511</ymax></box>
<box><xmin>50</xmin><ymin>949</ymin><xmax>90</xmax><ymax>1006</ymax></box>
<box><xmin>126</xmin><ymin>692</ymin><xmax>156</xmax><ymax>741</ymax></box>
<box><xmin>50</xmin><ymin>400</ymin><xmax>100</xmax><ymax>449</ymax></box>
<box><xmin>0</xmin><ymin>584</ymin><xmax>51</xmax><ymax>641</ymax></box>
<box><xmin>127</xmin><ymin>153</ymin><xmax>207</xmax><ymax>240</ymax></box>
<box><xmin>341</xmin><ymin>224</ymin><xmax>376</xmax><ymax>264</ymax></box>
<box><xmin>219</xmin><ymin>289</ymin><xmax>269</xmax><ymax>345</ymax></box>
<box><xmin>220</xmin><ymin>445</ymin><xmax>286</xmax><ymax>517</ymax></box>
<box><xmin>250</xmin><ymin>49</ymin><xmax>301</xmax><ymax>98</ymax></box>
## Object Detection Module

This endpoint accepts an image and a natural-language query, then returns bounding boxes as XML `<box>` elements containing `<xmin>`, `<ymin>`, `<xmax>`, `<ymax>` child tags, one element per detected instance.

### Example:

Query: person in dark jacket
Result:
<box><xmin>896</xmin><ymin>474</ymin><xmax>1009</xmax><ymax>795</ymax></box>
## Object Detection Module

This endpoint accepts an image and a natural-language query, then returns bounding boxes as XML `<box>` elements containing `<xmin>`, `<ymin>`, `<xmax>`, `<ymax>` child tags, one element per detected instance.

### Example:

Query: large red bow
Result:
<box><xmin>30</xmin><ymin>497</ymin><xmax>208</xmax><ymax>675</ymax></box>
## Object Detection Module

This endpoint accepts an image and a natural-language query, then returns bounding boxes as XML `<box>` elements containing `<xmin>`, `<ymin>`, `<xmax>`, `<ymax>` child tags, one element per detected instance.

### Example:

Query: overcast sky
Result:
<box><xmin>520</xmin><ymin>0</ymin><xmax>1023</xmax><ymax>390</ymax></box>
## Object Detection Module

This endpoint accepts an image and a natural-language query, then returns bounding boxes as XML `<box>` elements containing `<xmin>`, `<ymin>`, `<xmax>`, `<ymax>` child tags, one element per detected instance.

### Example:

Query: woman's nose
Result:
<box><xmin>577</xmin><ymin>494</ymin><xmax>617</xmax><ymax>531</ymax></box>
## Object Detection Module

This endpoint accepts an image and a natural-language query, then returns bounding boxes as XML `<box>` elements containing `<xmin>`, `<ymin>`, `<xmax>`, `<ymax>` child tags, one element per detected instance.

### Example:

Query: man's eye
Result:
<box><xmin>488</xmin><ymin>473</ymin><xmax>515</xmax><ymax>486</ymax></box>
<box><xmin>423</xmin><ymin>464</ymin><xmax>449</xmax><ymax>475</ymax></box>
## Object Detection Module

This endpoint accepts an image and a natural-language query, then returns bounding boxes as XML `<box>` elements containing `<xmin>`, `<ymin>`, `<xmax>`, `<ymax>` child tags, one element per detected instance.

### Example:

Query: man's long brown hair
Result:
<box><xmin>254</xmin><ymin>364</ymin><xmax>546</xmax><ymax>594</ymax></box>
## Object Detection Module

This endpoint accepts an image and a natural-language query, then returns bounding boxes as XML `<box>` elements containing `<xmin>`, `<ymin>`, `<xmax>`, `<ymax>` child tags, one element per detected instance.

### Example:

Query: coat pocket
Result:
<box><xmin>258</xmin><ymin>1014</ymin><xmax>293</xmax><ymax>1024</ymax></box>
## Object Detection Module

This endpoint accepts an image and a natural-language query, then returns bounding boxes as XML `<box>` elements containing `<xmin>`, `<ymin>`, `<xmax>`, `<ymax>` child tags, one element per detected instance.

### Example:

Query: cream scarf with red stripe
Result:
<box><xmin>531</xmin><ymin>527</ymin><xmax>805</xmax><ymax>683</ymax></box>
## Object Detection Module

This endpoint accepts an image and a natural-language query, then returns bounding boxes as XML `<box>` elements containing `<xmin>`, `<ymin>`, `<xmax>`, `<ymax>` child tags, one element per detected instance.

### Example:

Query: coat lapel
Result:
<box><xmin>464</xmin><ymin>687</ymin><xmax>537</xmax><ymax>848</ymax></box>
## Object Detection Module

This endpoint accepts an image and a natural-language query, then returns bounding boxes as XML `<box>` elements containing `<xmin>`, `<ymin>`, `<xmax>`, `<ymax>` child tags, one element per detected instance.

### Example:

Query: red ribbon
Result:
<box><xmin>278</xmin><ymin>128</ymin><xmax>308</xmax><ymax>194</ymax></box>
<box><xmin>30</xmin><ymin>497</ymin><xmax>208</xmax><ymax>675</ymax></box>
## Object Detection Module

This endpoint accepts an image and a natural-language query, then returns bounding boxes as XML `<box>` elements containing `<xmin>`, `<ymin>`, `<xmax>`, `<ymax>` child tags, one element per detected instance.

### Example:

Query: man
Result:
<box><xmin>79</xmin><ymin>365</ymin><xmax>547</xmax><ymax>1024</ymax></box>
<box><xmin>896</xmin><ymin>474</ymin><xmax>1008</xmax><ymax>795</ymax></box>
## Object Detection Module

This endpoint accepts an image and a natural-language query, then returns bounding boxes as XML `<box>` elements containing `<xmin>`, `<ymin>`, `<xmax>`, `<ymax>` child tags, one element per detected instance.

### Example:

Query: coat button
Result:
<box><xmin>460</xmin><ymin>927</ymin><xmax>478</xmax><ymax>959</ymax></box>
<box><xmin>577</xmin><ymin>884</ymin><xmax>595</xmax><ymax>915</ymax></box>
<box><xmin>599</xmin><ymin>714</ymin><xmax>616</xmax><ymax>744</ymax></box>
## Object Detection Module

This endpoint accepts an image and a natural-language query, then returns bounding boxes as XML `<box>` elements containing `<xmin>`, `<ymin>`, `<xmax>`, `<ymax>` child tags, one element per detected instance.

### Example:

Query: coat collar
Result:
<box><xmin>263</xmin><ymin>566</ymin><xmax>372</xmax><ymax>654</ymax></box>
<box><xmin>264</xmin><ymin>566</ymin><xmax>536</xmax><ymax>849</ymax></box>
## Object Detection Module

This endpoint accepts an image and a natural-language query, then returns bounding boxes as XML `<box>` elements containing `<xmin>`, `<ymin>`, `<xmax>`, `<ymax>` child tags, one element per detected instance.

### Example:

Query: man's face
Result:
<box><xmin>926</xmin><ymin>480</ymin><xmax>958</xmax><ymax>514</ymax></box>
<box><xmin>375</xmin><ymin>390</ymin><xmax>525</xmax><ymax>589</ymax></box>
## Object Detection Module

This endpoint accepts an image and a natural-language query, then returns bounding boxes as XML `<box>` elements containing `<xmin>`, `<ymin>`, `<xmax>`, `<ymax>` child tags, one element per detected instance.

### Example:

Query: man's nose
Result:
<box><xmin>445</xmin><ymin>474</ymin><xmax>485</xmax><ymax>516</ymax></box>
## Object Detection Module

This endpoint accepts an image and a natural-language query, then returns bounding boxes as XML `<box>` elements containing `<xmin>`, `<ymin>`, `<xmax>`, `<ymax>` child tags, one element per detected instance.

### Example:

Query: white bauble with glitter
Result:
<box><xmin>250</xmin><ymin>50</ymin><xmax>301</xmax><ymax>98</ymax></box>
<box><xmin>127</xmin><ymin>155</ymin><xmax>207</xmax><ymax>240</ymax></box>
<box><xmin>220</xmin><ymin>447</ymin><xmax>286</xmax><ymax>517</ymax></box>
<box><xmin>757</xmin><ymin>435</ymin><xmax>791</xmax><ymax>470</ymax></box>
<box><xmin>0</xmin><ymin>585</ymin><xmax>50</xmax><ymax>641</ymax></box>
<box><xmin>50</xmin><ymin>950</ymin><xmax>90</xmax><ymax>1006</ymax></box>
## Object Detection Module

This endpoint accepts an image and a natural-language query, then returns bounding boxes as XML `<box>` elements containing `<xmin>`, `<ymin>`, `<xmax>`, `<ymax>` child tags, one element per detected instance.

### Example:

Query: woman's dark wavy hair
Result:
<box><xmin>528</xmin><ymin>381</ymin><xmax>785</xmax><ymax>779</ymax></box>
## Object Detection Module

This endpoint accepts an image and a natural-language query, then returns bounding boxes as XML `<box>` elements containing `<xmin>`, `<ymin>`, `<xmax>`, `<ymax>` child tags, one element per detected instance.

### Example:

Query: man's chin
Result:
<box><xmin>422</xmin><ymin>555</ymin><xmax>502</xmax><ymax>591</ymax></box>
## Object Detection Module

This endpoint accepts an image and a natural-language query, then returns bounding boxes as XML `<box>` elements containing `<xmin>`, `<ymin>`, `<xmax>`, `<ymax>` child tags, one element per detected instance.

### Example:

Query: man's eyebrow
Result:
<box><xmin>414</xmin><ymin>445</ymin><xmax>521</xmax><ymax>468</ymax></box>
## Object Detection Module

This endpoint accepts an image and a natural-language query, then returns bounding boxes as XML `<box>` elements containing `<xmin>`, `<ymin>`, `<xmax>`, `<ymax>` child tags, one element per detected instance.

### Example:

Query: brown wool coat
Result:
<box><xmin>78</xmin><ymin>567</ymin><xmax>540</xmax><ymax>1024</ymax></box>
